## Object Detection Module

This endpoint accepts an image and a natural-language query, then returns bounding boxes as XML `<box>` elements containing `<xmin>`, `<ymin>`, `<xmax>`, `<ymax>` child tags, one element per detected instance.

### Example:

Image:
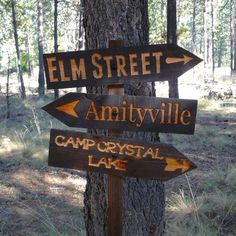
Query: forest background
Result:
<box><xmin>0</xmin><ymin>0</ymin><xmax>236</xmax><ymax>235</ymax></box>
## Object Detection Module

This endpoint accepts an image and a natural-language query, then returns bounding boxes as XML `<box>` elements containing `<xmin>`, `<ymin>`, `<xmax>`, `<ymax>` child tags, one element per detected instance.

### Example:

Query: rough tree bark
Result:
<box><xmin>75</xmin><ymin>1</ymin><xmax>84</xmax><ymax>93</ymax></box>
<box><xmin>54</xmin><ymin>0</ymin><xmax>59</xmax><ymax>98</ymax></box>
<box><xmin>25</xmin><ymin>27</ymin><xmax>33</xmax><ymax>77</ymax></box>
<box><xmin>218</xmin><ymin>38</ymin><xmax>223</xmax><ymax>68</ymax></box>
<box><xmin>37</xmin><ymin>0</ymin><xmax>45</xmax><ymax>96</ymax></box>
<box><xmin>11</xmin><ymin>0</ymin><xmax>26</xmax><ymax>99</ymax></box>
<box><xmin>204</xmin><ymin>0</ymin><xmax>214</xmax><ymax>79</ymax></box>
<box><xmin>75</xmin><ymin>2</ymin><xmax>84</xmax><ymax>51</ymax></box>
<box><xmin>82</xmin><ymin>0</ymin><xmax>165</xmax><ymax>235</ymax></box>
<box><xmin>6</xmin><ymin>55</ymin><xmax>10</xmax><ymax>119</ymax></box>
<box><xmin>210</xmin><ymin>0</ymin><xmax>215</xmax><ymax>78</ymax></box>
<box><xmin>232</xmin><ymin>0</ymin><xmax>236</xmax><ymax>73</ymax></box>
<box><xmin>230</xmin><ymin>0</ymin><xmax>233</xmax><ymax>73</ymax></box>
<box><xmin>167</xmin><ymin>0</ymin><xmax>179</xmax><ymax>98</ymax></box>
<box><xmin>191</xmin><ymin>0</ymin><xmax>196</xmax><ymax>53</ymax></box>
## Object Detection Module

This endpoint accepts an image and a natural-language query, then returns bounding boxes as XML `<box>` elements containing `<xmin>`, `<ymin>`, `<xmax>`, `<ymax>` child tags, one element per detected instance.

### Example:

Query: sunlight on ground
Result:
<box><xmin>0</xmin><ymin>183</ymin><xmax>19</xmax><ymax>199</ymax></box>
<box><xmin>0</xmin><ymin>136</ymin><xmax>19</xmax><ymax>153</ymax></box>
<box><xmin>0</xmin><ymin>65</ymin><xmax>235</xmax><ymax>235</ymax></box>
<box><xmin>155</xmin><ymin>66</ymin><xmax>236</xmax><ymax>99</ymax></box>
<box><xmin>44</xmin><ymin>173</ymin><xmax>86</xmax><ymax>189</ymax></box>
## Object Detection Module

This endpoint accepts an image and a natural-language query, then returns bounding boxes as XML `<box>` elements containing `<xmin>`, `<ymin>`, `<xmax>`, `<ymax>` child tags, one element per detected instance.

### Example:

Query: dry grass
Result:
<box><xmin>0</xmin><ymin>94</ymin><xmax>86</xmax><ymax>235</ymax></box>
<box><xmin>166</xmin><ymin>167</ymin><xmax>236</xmax><ymax>236</ymax></box>
<box><xmin>0</xmin><ymin>71</ymin><xmax>235</xmax><ymax>235</ymax></box>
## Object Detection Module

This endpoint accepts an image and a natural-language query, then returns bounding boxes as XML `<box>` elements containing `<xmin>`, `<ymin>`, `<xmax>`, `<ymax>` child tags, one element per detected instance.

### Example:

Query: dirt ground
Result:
<box><xmin>0</xmin><ymin>72</ymin><xmax>236</xmax><ymax>235</ymax></box>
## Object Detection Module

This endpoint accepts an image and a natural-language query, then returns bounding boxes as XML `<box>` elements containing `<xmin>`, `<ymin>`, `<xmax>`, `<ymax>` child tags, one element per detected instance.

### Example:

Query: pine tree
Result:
<box><xmin>37</xmin><ymin>0</ymin><xmax>45</xmax><ymax>96</ymax></box>
<box><xmin>11</xmin><ymin>0</ymin><xmax>26</xmax><ymax>99</ymax></box>
<box><xmin>82</xmin><ymin>0</ymin><xmax>165</xmax><ymax>235</ymax></box>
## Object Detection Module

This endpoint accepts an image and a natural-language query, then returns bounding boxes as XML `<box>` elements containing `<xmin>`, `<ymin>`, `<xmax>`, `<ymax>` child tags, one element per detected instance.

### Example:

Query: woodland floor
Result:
<box><xmin>0</xmin><ymin>69</ymin><xmax>235</xmax><ymax>235</ymax></box>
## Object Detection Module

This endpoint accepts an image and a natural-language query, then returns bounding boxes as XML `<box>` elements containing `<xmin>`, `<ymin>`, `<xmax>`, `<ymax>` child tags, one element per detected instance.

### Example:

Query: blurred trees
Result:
<box><xmin>0</xmin><ymin>0</ymin><xmax>84</xmax><ymax>97</ymax></box>
<box><xmin>0</xmin><ymin>0</ymin><xmax>234</xmax><ymax>97</ymax></box>
<box><xmin>11</xmin><ymin>0</ymin><xmax>26</xmax><ymax>99</ymax></box>
<box><xmin>37</xmin><ymin>0</ymin><xmax>45</xmax><ymax>96</ymax></box>
<box><xmin>149</xmin><ymin>0</ymin><xmax>233</xmax><ymax>76</ymax></box>
<box><xmin>232</xmin><ymin>0</ymin><xmax>236</xmax><ymax>73</ymax></box>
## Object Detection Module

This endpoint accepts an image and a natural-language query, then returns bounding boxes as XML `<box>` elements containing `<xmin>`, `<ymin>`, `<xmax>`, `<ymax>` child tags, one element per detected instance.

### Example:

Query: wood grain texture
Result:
<box><xmin>43</xmin><ymin>44</ymin><xmax>202</xmax><ymax>89</ymax></box>
<box><xmin>42</xmin><ymin>92</ymin><xmax>198</xmax><ymax>134</ymax></box>
<box><xmin>48</xmin><ymin>129</ymin><xmax>196</xmax><ymax>181</ymax></box>
<box><xmin>107</xmin><ymin>39</ymin><xmax>124</xmax><ymax>236</ymax></box>
<box><xmin>81</xmin><ymin>1</ymin><xmax>166</xmax><ymax>235</ymax></box>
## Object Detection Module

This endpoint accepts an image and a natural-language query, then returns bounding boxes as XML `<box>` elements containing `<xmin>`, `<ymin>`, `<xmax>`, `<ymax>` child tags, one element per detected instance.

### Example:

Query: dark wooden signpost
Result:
<box><xmin>42</xmin><ymin>41</ymin><xmax>201</xmax><ymax>236</ymax></box>
<box><xmin>49</xmin><ymin>129</ymin><xmax>196</xmax><ymax>181</ymax></box>
<box><xmin>43</xmin><ymin>44</ymin><xmax>202</xmax><ymax>89</ymax></box>
<box><xmin>42</xmin><ymin>92</ymin><xmax>197</xmax><ymax>134</ymax></box>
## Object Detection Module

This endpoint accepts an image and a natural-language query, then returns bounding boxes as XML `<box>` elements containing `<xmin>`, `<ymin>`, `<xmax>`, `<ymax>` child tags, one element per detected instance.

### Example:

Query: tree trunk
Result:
<box><xmin>218</xmin><ymin>38</ymin><xmax>223</xmax><ymax>68</ymax></box>
<box><xmin>75</xmin><ymin>2</ymin><xmax>84</xmax><ymax>51</ymax></box>
<box><xmin>25</xmin><ymin>28</ymin><xmax>33</xmax><ymax>77</ymax></box>
<box><xmin>191</xmin><ymin>0</ymin><xmax>196</xmax><ymax>53</ymax></box>
<box><xmin>204</xmin><ymin>0</ymin><xmax>208</xmax><ymax>73</ymax></box>
<box><xmin>233</xmin><ymin>0</ymin><xmax>236</xmax><ymax>73</ymax></box>
<box><xmin>11</xmin><ymin>0</ymin><xmax>26</xmax><ymax>99</ymax></box>
<box><xmin>6</xmin><ymin>55</ymin><xmax>10</xmax><ymax>119</ymax></box>
<box><xmin>37</xmin><ymin>0</ymin><xmax>45</xmax><ymax>96</ymax></box>
<box><xmin>82</xmin><ymin>0</ymin><xmax>165</xmax><ymax>235</ymax></box>
<box><xmin>75</xmin><ymin>1</ymin><xmax>84</xmax><ymax>93</ymax></box>
<box><xmin>54</xmin><ymin>0</ymin><xmax>59</xmax><ymax>98</ymax></box>
<box><xmin>230</xmin><ymin>0</ymin><xmax>233</xmax><ymax>74</ymax></box>
<box><xmin>204</xmin><ymin>0</ymin><xmax>214</xmax><ymax>80</ymax></box>
<box><xmin>210</xmin><ymin>0</ymin><xmax>215</xmax><ymax>78</ymax></box>
<box><xmin>167</xmin><ymin>0</ymin><xmax>179</xmax><ymax>98</ymax></box>
<box><xmin>160</xmin><ymin>0</ymin><xmax>164</xmax><ymax>20</ymax></box>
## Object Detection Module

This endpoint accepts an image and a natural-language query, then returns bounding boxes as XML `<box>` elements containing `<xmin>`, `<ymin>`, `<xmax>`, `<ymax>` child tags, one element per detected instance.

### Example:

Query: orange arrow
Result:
<box><xmin>165</xmin><ymin>158</ymin><xmax>191</xmax><ymax>173</ymax></box>
<box><xmin>166</xmin><ymin>55</ymin><xmax>193</xmax><ymax>65</ymax></box>
<box><xmin>56</xmin><ymin>100</ymin><xmax>80</xmax><ymax>118</ymax></box>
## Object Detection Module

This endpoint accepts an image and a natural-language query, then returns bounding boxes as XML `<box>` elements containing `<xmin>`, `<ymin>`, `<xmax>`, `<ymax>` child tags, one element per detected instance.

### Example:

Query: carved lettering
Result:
<box><xmin>141</xmin><ymin>52</ymin><xmax>151</xmax><ymax>75</ymax></box>
<box><xmin>47</xmin><ymin>57</ymin><xmax>58</xmax><ymax>82</ymax></box>
<box><xmin>116</xmin><ymin>55</ymin><xmax>127</xmax><ymax>77</ymax></box>
<box><xmin>129</xmin><ymin>54</ymin><xmax>139</xmax><ymax>76</ymax></box>
<box><xmin>152</xmin><ymin>52</ymin><xmax>163</xmax><ymax>74</ymax></box>
<box><xmin>70</xmin><ymin>59</ymin><xmax>86</xmax><ymax>80</ymax></box>
<box><xmin>59</xmin><ymin>60</ymin><xmax>70</xmax><ymax>81</ymax></box>
<box><xmin>180</xmin><ymin>110</ymin><xmax>191</xmax><ymax>125</ymax></box>
<box><xmin>88</xmin><ymin>155</ymin><xmax>127</xmax><ymax>171</ymax></box>
<box><xmin>92</xmin><ymin>53</ymin><xmax>103</xmax><ymax>79</ymax></box>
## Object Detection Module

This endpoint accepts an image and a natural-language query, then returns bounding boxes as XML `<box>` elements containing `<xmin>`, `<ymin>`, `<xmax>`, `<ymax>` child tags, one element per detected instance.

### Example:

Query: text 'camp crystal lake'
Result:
<box><xmin>42</xmin><ymin>93</ymin><xmax>197</xmax><ymax>134</ymax></box>
<box><xmin>49</xmin><ymin>129</ymin><xmax>197</xmax><ymax>180</ymax></box>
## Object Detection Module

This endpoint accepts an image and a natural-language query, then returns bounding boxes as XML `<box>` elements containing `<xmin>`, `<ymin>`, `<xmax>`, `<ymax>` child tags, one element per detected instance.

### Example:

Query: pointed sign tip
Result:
<box><xmin>41</xmin><ymin>104</ymin><xmax>48</xmax><ymax>112</ymax></box>
<box><xmin>190</xmin><ymin>161</ymin><xmax>197</xmax><ymax>170</ymax></box>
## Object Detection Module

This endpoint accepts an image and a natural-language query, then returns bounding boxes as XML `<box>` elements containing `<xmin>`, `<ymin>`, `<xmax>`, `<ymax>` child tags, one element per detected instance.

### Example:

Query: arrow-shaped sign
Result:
<box><xmin>43</xmin><ymin>44</ymin><xmax>202</xmax><ymax>89</ymax></box>
<box><xmin>42</xmin><ymin>93</ymin><xmax>198</xmax><ymax>134</ymax></box>
<box><xmin>48</xmin><ymin>129</ymin><xmax>197</xmax><ymax>181</ymax></box>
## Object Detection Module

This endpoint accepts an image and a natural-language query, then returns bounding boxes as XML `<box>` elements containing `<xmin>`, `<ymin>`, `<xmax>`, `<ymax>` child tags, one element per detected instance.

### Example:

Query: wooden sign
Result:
<box><xmin>48</xmin><ymin>129</ymin><xmax>197</xmax><ymax>181</ymax></box>
<box><xmin>43</xmin><ymin>44</ymin><xmax>202</xmax><ymax>89</ymax></box>
<box><xmin>42</xmin><ymin>93</ymin><xmax>197</xmax><ymax>134</ymax></box>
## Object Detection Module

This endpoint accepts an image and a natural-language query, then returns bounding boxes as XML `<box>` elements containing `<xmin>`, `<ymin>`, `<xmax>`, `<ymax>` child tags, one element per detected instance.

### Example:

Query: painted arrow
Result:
<box><xmin>43</xmin><ymin>43</ymin><xmax>202</xmax><ymax>89</ymax></box>
<box><xmin>166</xmin><ymin>55</ymin><xmax>193</xmax><ymax>65</ymax></box>
<box><xmin>56</xmin><ymin>100</ymin><xmax>80</xmax><ymax>118</ymax></box>
<box><xmin>48</xmin><ymin>129</ymin><xmax>197</xmax><ymax>181</ymax></box>
<box><xmin>42</xmin><ymin>93</ymin><xmax>198</xmax><ymax>134</ymax></box>
<box><xmin>165</xmin><ymin>158</ymin><xmax>191</xmax><ymax>173</ymax></box>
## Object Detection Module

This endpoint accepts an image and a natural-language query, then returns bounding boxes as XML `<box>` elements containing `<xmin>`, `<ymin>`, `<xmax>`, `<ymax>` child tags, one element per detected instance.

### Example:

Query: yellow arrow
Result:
<box><xmin>166</xmin><ymin>55</ymin><xmax>193</xmax><ymax>65</ymax></box>
<box><xmin>165</xmin><ymin>158</ymin><xmax>191</xmax><ymax>173</ymax></box>
<box><xmin>56</xmin><ymin>100</ymin><xmax>80</xmax><ymax>118</ymax></box>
